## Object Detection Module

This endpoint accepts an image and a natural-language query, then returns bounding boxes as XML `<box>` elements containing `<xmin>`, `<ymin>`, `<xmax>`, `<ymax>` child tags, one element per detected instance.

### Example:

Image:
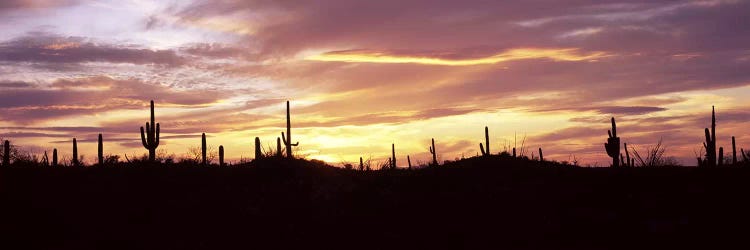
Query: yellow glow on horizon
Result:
<box><xmin>306</xmin><ymin>48</ymin><xmax>610</xmax><ymax>66</ymax></box>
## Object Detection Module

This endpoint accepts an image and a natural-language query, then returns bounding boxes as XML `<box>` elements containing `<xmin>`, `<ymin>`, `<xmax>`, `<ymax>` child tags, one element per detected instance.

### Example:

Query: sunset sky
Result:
<box><xmin>1</xmin><ymin>0</ymin><xmax>749</xmax><ymax>166</ymax></box>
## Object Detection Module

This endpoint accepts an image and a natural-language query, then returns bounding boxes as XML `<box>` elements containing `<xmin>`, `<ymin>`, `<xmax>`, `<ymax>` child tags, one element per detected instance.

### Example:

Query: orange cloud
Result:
<box><xmin>306</xmin><ymin>48</ymin><xmax>610</xmax><ymax>66</ymax></box>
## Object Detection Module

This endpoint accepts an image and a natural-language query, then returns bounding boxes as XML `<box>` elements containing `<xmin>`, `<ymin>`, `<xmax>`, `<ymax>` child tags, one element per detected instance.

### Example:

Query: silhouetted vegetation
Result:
<box><xmin>140</xmin><ymin>100</ymin><xmax>160</xmax><ymax>162</ymax></box>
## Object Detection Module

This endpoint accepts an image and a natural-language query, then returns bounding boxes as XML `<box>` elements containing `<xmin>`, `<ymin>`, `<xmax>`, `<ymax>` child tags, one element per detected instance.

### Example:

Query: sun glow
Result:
<box><xmin>306</xmin><ymin>48</ymin><xmax>610</xmax><ymax>66</ymax></box>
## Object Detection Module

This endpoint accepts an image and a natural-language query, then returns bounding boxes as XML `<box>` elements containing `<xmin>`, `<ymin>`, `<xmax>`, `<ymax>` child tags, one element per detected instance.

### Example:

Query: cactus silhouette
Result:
<box><xmin>719</xmin><ymin>147</ymin><xmax>724</xmax><ymax>166</ymax></box>
<box><xmin>140</xmin><ymin>100</ymin><xmax>160</xmax><ymax>162</ymax></box>
<box><xmin>98</xmin><ymin>133</ymin><xmax>103</xmax><ymax>165</ymax></box>
<box><xmin>407</xmin><ymin>155</ymin><xmax>412</xmax><ymax>169</ymax></box>
<box><xmin>702</xmin><ymin>106</ymin><xmax>717</xmax><ymax>167</ymax></box>
<box><xmin>42</xmin><ymin>151</ymin><xmax>49</xmax><ymax>166</ymax></box>
<box><xmin>391</xmin><ymin>143</ymin><xmax>397</xmax><ymax>169</ymax></box>
<box><xmin>3</xmin><ymin>140</ymin><xmax>9</xmax><ymax>166</ymax></box>
<box><xmin>219</xmin><ymin>145</ymin><xmax>225</xmax><ymax>167</ymax></box>
<box><xmin>539</xmin><ymin>148</ymin><xmax>544</xmax><ymax>162</ymax></box>
<box><xmin>512</xmin><ymin>147</ymin><xmax>516</xmax><ymax>158</ymax></box>
<box><xmin>624</xmin><ymin>143</ymin><xmax>631</xmax><ymax>167</ymax></box>
<box><xmin>52</xmin><ymin>148</ymin><xmax>58</xmax><ymax>167</ymax></box>
<box><xmin>201</xmin><ymin>133</ymin><xmax>207</xmax><ymax>166</ymax></box>
<box><xmin>604</xmin><ymin>117</ymin><xmax>620</xmax><ymax>167</ymax></box>
<box><xmin>281</xmin><ymin>101</ymin><xmax>299</xmax><ymax>159</ymax></box>
<box><xmin>359</xmin><ymin>157</ymin><xmax>364</xmax><ymax>171</ymax></box>
<box><xmin>255</xmin><ymin>137</ymin><xmax>263</xmax><ymax>159</ymax></box>
<box><xmin>429</xmin><ymin>138</ymin><xmax>438</xmax><ymax>166</ymax></box>
<box><xmin>732</xmin><ymin>136</ymin><xmax>737</xmax><ymax>165</ymax></box>
<box><xmin>276</xmin><ymin>137</ymin><xmax>282</xmax><ymax>157</ymax></box>
<box><xmin>479</xmin><ymin>126</ymin><xmax>490</xmax><ymax>156</ymax></box>
<box><xmin>72</xmin><ymin>138</ymin><xmax>79</xmax><ymax>166</ymax></box>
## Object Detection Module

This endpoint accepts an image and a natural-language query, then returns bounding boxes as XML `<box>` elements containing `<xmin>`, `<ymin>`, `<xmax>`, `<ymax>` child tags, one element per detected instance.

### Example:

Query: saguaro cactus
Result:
<box><xmin>604</xmin><ymin>117</ymin><xmax>620</xmax><ymax>168</ymax></box>
<box><xmin>429</xmin><ymin>138</ymin><xmax>438</xmax><ymax>166</ymax></box>
<box><xmin>391</xmin><ymin>143</ymin><xmax>397</xmax><ymax>169</ymax></box>
<box><xmin>52</xmin><ymin>148</ymin><xmax>58</xmax><ymax>167</ymax></box>
<box><xmin>201</xmin><ymin>133</ymin><xmax>207</xmax><ymax>166</ymax></box>
<box><xmin>359</xmin><ymin>157</ymin><xmax>364</xmax><ymax>171</ymax></box>
<box><xmin>539</xmin><ymin>148</ymin><xmax>544</xmax><ymax>162</ymax></box>
<box><xmin>624</xmin><ymin>143</ymin><xmax>631</xmax><ymax>167</ymax></box>
<box><xmin>219</xmin><ymin>145</ymin><xmax>225</xmax><ymax>167</ymax></box>
<box><xmin>281</xmin><ymin>101</ymin><xmax>299</xmax><ymax>159</ymax></box>
<box><xmin>255</xmin><ymin>137</ymin><xmax>263</xmax><ymax>159</ymax></box>
<box><xmin>479</xmin><ymin>126</ymin><xmax>490</xmax><ymax>156</ymax></box>
<box><xmin>407</xmin><ymin>155</ymin><xmax>412</xmax><ymax>169</ymax></box>
<box><xmin>2</xmin><ymin>140</ymin><xmax>9</xmax><ymax>166</ymax></box>
<box><xmin>276</xmin><ymin>137</ymin><xmax>282</xmax><ymax>157</ymax></box>
<box><xmin>72</xmin><ymin>138</ymin><xmax>79</xmax><ymax>166</ymax></box>
<box><xmin>98</xmin><ymin>133</ymin><xmax>104</xmax><ymax>165</ymax></box>
<box><xmin>719</xmin><ymin>147</ymin><xmax>724</xmax><ymax>166</ymax></box>
<box><xmin>140</xmin><ymin>100</ymin><xmax>160</xmax><ymax>162</ymax></box>
<box><xmin>732</xmin><ymin>136</ymin><xmax>737</xmax><ymax>165</ymax></box>
<box><xmin>512</xmin><ymin>148</ymin><xmax>517</xmax><ymax>158</ymax></box>
<box><xmin>703</xmin><ymin>106</ymin><xmax>717</xmax><ymax>167</ymax></box>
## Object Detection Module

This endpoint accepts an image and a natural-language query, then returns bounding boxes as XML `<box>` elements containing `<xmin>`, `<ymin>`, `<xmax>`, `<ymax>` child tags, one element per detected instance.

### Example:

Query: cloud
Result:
<box><xmin>0</xmin><ymin>0</ymin><xmax>78</xmax><ymax>10</ymax></box>
<box><xmin>0</xmin><ymin>76</ymin><xmax>223</xmax><ymax>123</ymax></box>
<box><xmin>307</xmin><ymin>48</ymin><xmax>609</xmax><ymax>66</ymax></box>
<box><xmin>0</xmin><ymin>32</ymin><xmax>186</xmax><ymax>67</ymax></box>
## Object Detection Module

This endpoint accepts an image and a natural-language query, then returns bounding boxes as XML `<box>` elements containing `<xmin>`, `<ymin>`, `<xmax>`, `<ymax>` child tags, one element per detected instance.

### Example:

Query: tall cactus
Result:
<box><xmin>2</xmin><ymin>140</ymin><xmax>9</xmax><ymax>166</ymax></box>
<box><xmin>703</xmin><ymin>106</ymin><xmax>717</xmax><ymax>167</ymax></box>
<box><xmin>201</xmin><ymin>133</ymin><xmax>207</xmax><ymax>166</ymax></box>
<box><xmin>219</xmin><ymin>145</ymin><xmax>225</xmax><ymax>167</ymax></box>
<box><xmin>140</xmin><ymin>100</ymin><xmax>160</xmax><ymax>162</ymax></box>
<box><xmin>391</xmin><ymin>143</ymin><xmax>397</xmax><ymax>169</ymax></box>
<box><xmin>479</xmin><ymin>126</ymin><xmax>490</xmax><ymax>156</ymax></box>
<box><xmin>52</xmin><ymin>148</ymin><xmax>58</xmax><ymax>167</ymax></box>
<box><xmin>732</xmin><ymin>136</ymin><xmax>737</xmax><ymax>165</ymax></box>
<box><xmin>429</xmin><ymin>138</ymin><xmax>438</xmax><ymax>166</ymax></box>
<box><xmin>255</xmin><ymin>137</ymin><xmax>263</xmax><ymax>159</ymax></box>
<box><xmin>72</xmin><ymin>138</ymin><xmax>79</xmax><ymax>166</ymax></box>
<box><xmin>539</xmin><ymin>148</ymin><xmax>544</xmax><ymax>162</ymax></box>
<box><xmin>604</xmin><ymin>117</ymin><xmax>620</xmax><ymax>168</ymax></box>
<box><xmin>98</xmin><ymin>133</ymin><xmax>103</xmax><ymax>165</ymax></box>
<box><xmin>281</xmin><ymin>101</ymin><xmax>299</xmax><ymax>159</ymax></box>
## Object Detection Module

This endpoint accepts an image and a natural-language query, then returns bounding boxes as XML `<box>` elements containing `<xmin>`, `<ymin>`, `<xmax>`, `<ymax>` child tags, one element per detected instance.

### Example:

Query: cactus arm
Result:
<box><xmin>140</xmin><ymin>126</ymin><xmax>148</xmax><ymax>148</ymax></box>
<box><xmin>154</xmin><ymin>123</ymin><xmax>160</xmax><ymax>147</ymax></box>
<box><xmin>480</xmin><ymin>143</ymin><xmax>486</xmax><ymax>156</ymax></box>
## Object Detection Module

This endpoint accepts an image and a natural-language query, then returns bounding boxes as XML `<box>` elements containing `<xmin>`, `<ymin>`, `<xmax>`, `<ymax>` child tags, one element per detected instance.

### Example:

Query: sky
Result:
<box><xmin>1</xmin><ymin>0</ymin><xmax>749</xmax><ymax>166</ymax></box>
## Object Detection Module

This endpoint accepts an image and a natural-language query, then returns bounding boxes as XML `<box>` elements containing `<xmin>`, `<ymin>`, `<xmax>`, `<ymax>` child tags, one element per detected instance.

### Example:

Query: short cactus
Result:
<box><xmin>219</xmin><ymin>145</ymin><xmax>225</xmax><ymax>167</ymax></box>
<box><xmin>276</xmin><ymin>137</ymin><xmax>282</xmax><ymax>157</ymax></box>
<box><xmin>479</xmin><ymin>126</ymin><xmax>490</xmax><ymax>156</ymax></box>
<box><xmin>429</xmin><ymin>138</ymin><xmax>438</xmax><ymax>166</ymax></box>
<box><xmin>98</xmin><ymin>133</ymin><xmax>103</xmax><ymax>165</ymax></box>
<box><xmin>391</xmin><ymin>143</ymin><xmax>396</xmax><ymax>169</ymax></box>
<box><xmin>604</xmin><ymin>117</ymin><xmax>620</xmax><ymax>167</ymax></box>
<box><xmin>72</xmin><ymin>138</ymin><xmax>79</xmax><ymax>166</ymax></box>
<box><xmin>255</xmin><ymin>137</ymin><xmax>263</xmax><ymax>159</ymax></box>
<box><xmin>539</xmin><ymin>148</ymin><xmax>544</xmax><ymax>162</ymax></box>
<box><xmin>52</xmin><ymin>148</ymin><xmax>58</xmax><ymax>166</ymax></box>
<box><xmin>201</xmin><ymin>133</ymin><xmax>207</xmax><ymax>166</ymax></box>
<box><xmin>732</xmin><ymin>136</ymin><xmax>737</xmax><ymax>165</ymax></box>
<box><xmin>407</xmin><ymin>155</ymin><xmax>412</xmax><ymax>169</ymax></box>
<box><xmin>702</xmin><ymin>106</ymin><xmax>717</xmax><ymax>167</ymax></box>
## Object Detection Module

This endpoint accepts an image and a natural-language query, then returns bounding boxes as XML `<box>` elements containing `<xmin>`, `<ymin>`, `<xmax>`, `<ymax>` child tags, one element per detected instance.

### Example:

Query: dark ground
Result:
<box><xmin>2</xmin><ymin>156</ymin><xmax>750</xmax><ymax>249</ymax></box>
